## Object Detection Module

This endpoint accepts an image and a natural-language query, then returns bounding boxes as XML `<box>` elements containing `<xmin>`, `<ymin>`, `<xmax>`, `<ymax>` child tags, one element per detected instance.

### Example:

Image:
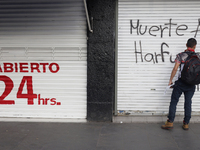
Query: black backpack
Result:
<box><xmin>181</xmin><ymin>52</ymin><xmax>200</xmax><ymax>85</ymax></box>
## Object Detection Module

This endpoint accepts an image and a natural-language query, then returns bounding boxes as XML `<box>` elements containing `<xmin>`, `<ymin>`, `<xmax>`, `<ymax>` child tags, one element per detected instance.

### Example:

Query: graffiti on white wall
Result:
<box><xmin>130</xmin><ymin>18</ymin><xmax>200</xmax><ymax>64</ymax></box>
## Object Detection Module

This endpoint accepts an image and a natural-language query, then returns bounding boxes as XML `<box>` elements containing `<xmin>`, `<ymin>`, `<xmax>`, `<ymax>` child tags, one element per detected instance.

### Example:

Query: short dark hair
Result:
<box><xmin>187</xmin><ymin>38</ymin><xmax>197</xmax><ymax>48</ymax></box>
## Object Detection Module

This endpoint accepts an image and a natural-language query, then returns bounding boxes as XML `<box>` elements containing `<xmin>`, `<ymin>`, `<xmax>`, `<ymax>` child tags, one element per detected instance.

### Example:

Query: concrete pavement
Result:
<box><xmin>0</xmin><ymin>121</ymin><xmax>200</xmax><ymax>150</ymax></box>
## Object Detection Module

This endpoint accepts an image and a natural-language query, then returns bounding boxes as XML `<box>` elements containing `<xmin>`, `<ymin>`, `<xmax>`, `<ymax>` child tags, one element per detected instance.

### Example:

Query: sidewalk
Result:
<box><xmin>0</xmin><ymin>121</ymin><xmax>200</xmax><ymax>150</ymax></box>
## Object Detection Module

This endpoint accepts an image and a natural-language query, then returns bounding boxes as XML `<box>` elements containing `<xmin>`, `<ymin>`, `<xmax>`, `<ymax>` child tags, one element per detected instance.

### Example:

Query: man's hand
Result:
<box><xmin>168</xmin><ymin>81</ymin><xmax>173</xmax><ymax>86</ymax></box>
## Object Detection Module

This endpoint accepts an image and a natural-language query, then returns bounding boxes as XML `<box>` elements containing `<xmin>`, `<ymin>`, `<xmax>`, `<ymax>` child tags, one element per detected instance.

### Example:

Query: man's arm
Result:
<box><xmin>168</xmin><ymin>62</ymin><xmax>180</xmax><ymax>86</ymax></box>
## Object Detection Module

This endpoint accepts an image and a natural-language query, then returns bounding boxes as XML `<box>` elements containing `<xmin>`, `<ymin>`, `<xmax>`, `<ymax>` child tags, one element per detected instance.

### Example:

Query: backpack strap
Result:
<box><xmin>178</xmin><ymin>51</ymin><xmax>194</xmax><ymax>73</ymax></box>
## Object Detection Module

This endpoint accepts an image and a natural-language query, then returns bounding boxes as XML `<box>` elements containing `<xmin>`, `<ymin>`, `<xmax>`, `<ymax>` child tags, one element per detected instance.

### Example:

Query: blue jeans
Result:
<box><xmin>168</xmin><ymin>78</ymin><xmax>195</xmax><ymax>124</ymax></box>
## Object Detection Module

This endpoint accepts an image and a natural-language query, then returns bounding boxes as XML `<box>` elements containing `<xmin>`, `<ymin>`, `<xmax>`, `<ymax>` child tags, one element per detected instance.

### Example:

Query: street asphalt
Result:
<box><xmin>0</xmin><ymin>121</ymin><xmax>200</xmax><ymax>150</ymax></box>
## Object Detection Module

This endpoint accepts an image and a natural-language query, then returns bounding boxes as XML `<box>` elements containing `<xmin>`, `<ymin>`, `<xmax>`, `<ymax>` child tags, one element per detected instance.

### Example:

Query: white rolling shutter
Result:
<box><xmin>0</xmin><ymin>0</ymin><xmax>87</xmax><ymax>119</ymax></box>
<box><xmin>117</xmin><ymin>0</ymin><xmax>200</xmax><ymax>116</ymax></box>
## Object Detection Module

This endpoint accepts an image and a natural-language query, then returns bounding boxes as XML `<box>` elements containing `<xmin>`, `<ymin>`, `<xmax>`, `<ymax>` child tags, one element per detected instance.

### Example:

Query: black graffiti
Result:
<box><xmin>134</xmin><ymin>41</ymin><xmax>143</xmax><ymax>63</ymax></box>
<box><xmin>134</xmin><ymin>41</ymin><xmax>175</xmax><ymax>64</ymax></box>
<box><xmin>130</xmin><ymin>18</ymin><xmax>199</xmax><ymax>38</ymax></box>
<box><xmin>191</xmin><ymin>18</ymin><xmax>200</xmax><ymax>38</ymax></box>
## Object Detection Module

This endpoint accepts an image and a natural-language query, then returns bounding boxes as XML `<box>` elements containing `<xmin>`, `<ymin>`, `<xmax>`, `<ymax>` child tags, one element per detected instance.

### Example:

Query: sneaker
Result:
<box><xmin>182</xmin><ymin>121</ymin><xmax>189</xmax><ymax>130</ymax></box>
<box><xmin>161</xmin><ymin>119</ymin><xmax>173</xmax><ymax>130</ymax></box>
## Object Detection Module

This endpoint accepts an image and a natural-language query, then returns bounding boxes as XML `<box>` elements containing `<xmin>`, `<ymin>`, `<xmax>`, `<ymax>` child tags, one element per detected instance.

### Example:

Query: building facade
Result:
<box><xmin>1</xmin><ymin>0</ymin><xmax>200</xmax><ymax>122</ymax></box>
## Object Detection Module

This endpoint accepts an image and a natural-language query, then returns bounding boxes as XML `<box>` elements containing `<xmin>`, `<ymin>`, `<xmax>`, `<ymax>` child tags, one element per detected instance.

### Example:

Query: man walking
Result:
<box><xmin>161</xmin><ymin>38</ymin><xmax>199</xmax><ymax>130</ymax></box>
